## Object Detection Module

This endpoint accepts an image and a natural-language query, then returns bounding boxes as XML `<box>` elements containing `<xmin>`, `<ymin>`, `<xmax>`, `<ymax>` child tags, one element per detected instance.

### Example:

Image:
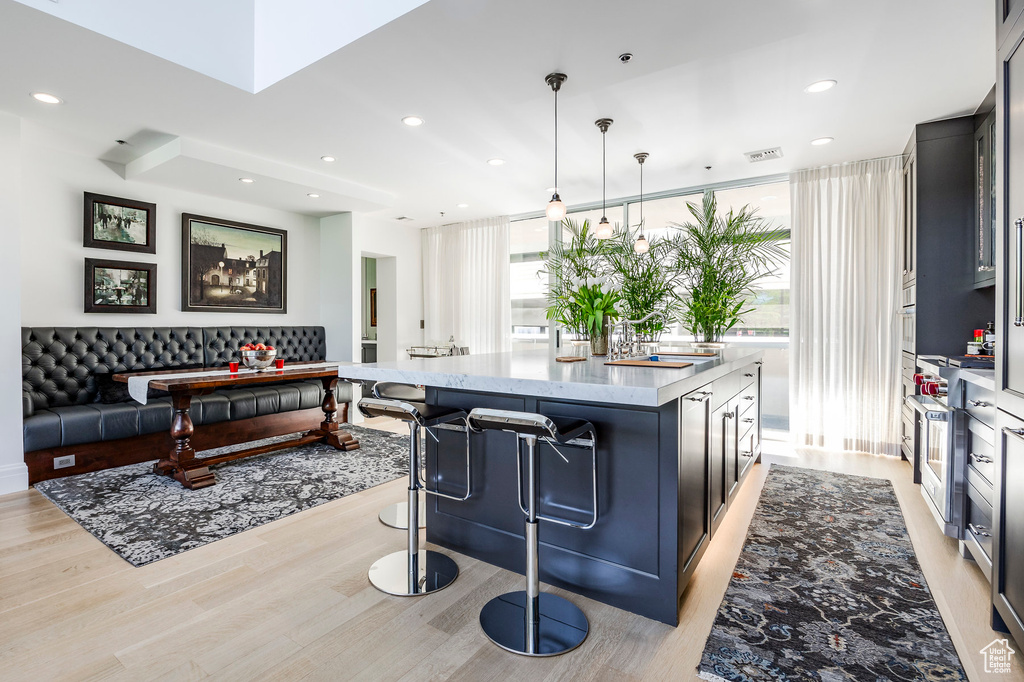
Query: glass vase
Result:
<box><xmin>591</xmin><ymin>319</ymin><xmax>611</xmax><ymax>356</ymax></box>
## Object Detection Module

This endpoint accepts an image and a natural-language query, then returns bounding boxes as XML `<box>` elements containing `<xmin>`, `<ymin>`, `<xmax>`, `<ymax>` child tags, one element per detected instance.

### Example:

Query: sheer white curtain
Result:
<box><xmin>422</xmin><ymin>217</ymin><xmax>512</xmax><ymax>355</ymax></box>
<box><xmin>790</xmin><ymin>157</ymin><xmax>903</xmax><ymax>456</ymax></box>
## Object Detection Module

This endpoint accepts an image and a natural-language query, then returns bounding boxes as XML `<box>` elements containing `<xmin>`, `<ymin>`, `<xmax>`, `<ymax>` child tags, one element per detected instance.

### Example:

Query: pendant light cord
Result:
<box><xmin>553</xmin><ymin>88</ymin><xmax>558</xmax><ymax>191</ymax></box>
<box><xmin>639</xmin><ymin>161</ymin><xmax>644</xmax><ymax>230</ymax></box>
<box><xmin>602</xmin><ymin>131</ymin><xmax>606</xmax><ymax>217</ymax></box>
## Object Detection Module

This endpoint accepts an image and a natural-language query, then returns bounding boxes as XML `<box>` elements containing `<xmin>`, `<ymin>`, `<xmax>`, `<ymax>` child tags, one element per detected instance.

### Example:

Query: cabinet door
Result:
<box><xmin>709</xmin><ymin>402</ymin><xmax>729</xmax><ymax>535</ymax></box>
<box><xmin>726</xmin><ymin>398</ymin><xmax>740</xmax><ymax>501</ymax></box>
<box><xmin>902</xmin><ymin>152</ymin><xmax>918</xmax><ymax>286</ymax></box>
<box><xmin>679</xmin><ymin>389</ymin><xmax>711</xmax><ymax>576</ymax></box>
<box><xmin>976</xmin><ymin>113</ymin><xmax>997</xmax><ymax>288</ymax></box>
<box><xmin>994</xmin><ymin>410</ymin><xmax>1024</xmax><ymax>647</ymax></box>
<box><xmin>998</xmin><ymin>28</ymin><xmax>1024</xmax><ymax>417</ymax></box>
<box><xmin>999</xmin><ymin>0</ymin><xmax>1024</xmax><ymax>51</ymax></box>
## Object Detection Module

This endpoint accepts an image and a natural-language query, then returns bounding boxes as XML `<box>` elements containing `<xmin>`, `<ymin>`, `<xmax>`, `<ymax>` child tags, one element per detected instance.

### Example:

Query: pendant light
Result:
<box><xmin>595</xmin><ymin>118</ymin><xmax>614</xmax><ymax>239</ymax></box>
<box><xmin>634</xmin><ymin>152</ymin><xmax>650</xmax><ymax>253</ymax></box>
<box><xmin>544</xmin><ymin>73</ymin><xmax>568</xmax><ymax>222</ymax></box>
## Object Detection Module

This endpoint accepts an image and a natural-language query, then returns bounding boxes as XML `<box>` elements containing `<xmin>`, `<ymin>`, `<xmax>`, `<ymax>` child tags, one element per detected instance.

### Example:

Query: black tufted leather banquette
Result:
<box><xmin>22</xmin><ymin>325</ymin><xmax>348</xmax><ymax>452</ymax></box>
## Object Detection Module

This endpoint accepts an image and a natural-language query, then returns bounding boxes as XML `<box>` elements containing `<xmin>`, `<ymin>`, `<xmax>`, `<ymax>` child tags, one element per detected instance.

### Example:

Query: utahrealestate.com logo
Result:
<box><xmin>981</xmin><ymin>639</ymin><xmax>1016</xmax><ymax>674</ymax></box>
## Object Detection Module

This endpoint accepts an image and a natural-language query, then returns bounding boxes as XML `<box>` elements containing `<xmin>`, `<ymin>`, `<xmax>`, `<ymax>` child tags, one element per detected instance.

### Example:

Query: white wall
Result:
<box><xmin>319</xmin><ymin>213</ymin><xmax>422</xmax><ymax>364</ymax></box>
<box><xmin>0</xmin><ymin>112</ymin><xmax>27</xmax><ymax>496</ymax></box>
<box><xmin>19</xmin><ymin>127</ymin><xmax>322</xmax><ymax>328</ymax></box>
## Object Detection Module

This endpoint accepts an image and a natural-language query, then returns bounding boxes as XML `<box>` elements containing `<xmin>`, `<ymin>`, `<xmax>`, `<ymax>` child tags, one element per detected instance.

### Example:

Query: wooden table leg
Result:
<box><xmin>307</xmin><ymin>377</ymin><xmax>360</xmax><ymax>451</ymax></box>
<box><xmin>154</xmin><ymin>391</ymin><xmax>216</xmax><ymax>489</ymax></box>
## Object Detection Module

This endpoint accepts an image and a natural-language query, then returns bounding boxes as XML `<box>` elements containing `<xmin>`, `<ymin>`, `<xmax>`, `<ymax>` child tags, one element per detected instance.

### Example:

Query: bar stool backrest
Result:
<box><xmin>373</xmin><ymin>382</ymin><xmax>426</xmax><ymax>402</ymax></box>
<box><xmin>358</xmin><ymin>396</ymin><xmax>424</xmax><ymax>424</ymax></box>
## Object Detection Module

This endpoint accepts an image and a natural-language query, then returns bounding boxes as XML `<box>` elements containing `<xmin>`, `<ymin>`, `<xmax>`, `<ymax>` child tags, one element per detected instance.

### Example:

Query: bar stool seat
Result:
<box><xmin>358</xmin><ymin>395</ymin><xmax>471</xmax><ymax>597</ymax></box>
<box><xmin>467</xmin><ymin>408</ymin><xmax>598</xmax><ymax>657</ymax></box>
<box><xmin>369</xmin><ymin>382</ymin><xmax>429</xmax><ymax>529</ymax></box>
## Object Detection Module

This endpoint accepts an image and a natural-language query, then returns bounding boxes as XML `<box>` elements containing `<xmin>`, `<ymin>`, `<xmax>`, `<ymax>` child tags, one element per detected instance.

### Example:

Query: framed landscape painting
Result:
<box><xmin>84</xmin><ymin>258</ymin><xmax>157</xmax><ymax>314</ymax></box>
<box><xmin>83</xmin><ymin>192</ymin><xmax>156</xmax><ymax>254</ymax></box>
<box><xmin>181</xmin><ymin>213</ymin><xmax>287</xmax><ymax>313</ymax></box>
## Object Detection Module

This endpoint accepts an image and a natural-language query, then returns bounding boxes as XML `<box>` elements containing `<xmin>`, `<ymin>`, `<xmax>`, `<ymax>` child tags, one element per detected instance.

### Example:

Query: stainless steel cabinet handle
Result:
<box><xmin>903</xmin><ymin>268</ymin><xmax>909</xmax><ymax>275</ymax></box>
<box><xmin>1003</xmin><ymin>427</ymin><xmax>1024</xmax><ymax>443</ymax></box>
<box><xmin>743</xmin><ymin>395</ymin><xmax>755</xmax><ymax>401</ymax></box>
<box><xmin>755</xmin><ymin>361</ymin><xmax>764</xmax><ymax>366</ymax></box>
<box><xmin>969</xmin><ymin>453</ymin><xmax>993</xmax><ymax>464</ymax></box>
<box><xmin>743</xmin><ymin>418</ymin><xmax>755</xmax><ymax>424</ymax></box>
<box><xmin>1016</xmin><ymin>218</ymin><xmax>1024</xmax><ymax>326</ymax></box>
<box><xmin>740</xmin><ymin>450</ymin><xmax>754</xmax><ymax>458</ymax></box>
<box><xmin>687</xmin><ymin>391</ymin><xmax>712</xmax><ymax>403</ymax></box>
<box><xmin>968</xmin><ymin>523</ymin><xmax>991</xmax><ymax>538</ymax></box>
<box><xmin>968</xmin><ymin>399</ymin><xmax>990</xmax><ymax>407</ymax></box>
<box><xmin>743</xmin><ymin>373</ymin><xmax>754</xmax><ymax>377</ymax></box>
<box><xmin>724</xmin><ymin>412</ymin><xmax>735</xmax><ymax>419</ymax></box>
<box><xmin>902</xmin><ymin>435</ymin><xmax>911</xmax><ymax>442</ymax></box>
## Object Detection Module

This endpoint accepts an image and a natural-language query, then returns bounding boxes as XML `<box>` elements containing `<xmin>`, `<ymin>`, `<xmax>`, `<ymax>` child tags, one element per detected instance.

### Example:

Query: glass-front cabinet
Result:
<box><xmin>976</xmin><ymin>112</ymin><xmax>996</xmax><ymax>288</ymax></box>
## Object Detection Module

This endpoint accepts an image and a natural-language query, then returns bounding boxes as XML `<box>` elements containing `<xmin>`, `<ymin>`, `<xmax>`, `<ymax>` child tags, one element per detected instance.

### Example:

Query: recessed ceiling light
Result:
<box><xmin>321</xmin><ymin>155</ymin><xmax>336</xmax><ymax>163</ymax></box>
<box><xmin>487</xmin><ymin>158</ymin><xmax>505</xmax><ymax>166</ymax></box>
<box><xmin>307</xmin><ymin>193</ymin><xmax>320</xmax><ymax>198</ymax></box>
<box><xmin>810</xmin><ymin>137</ymin><xmax>834</xmax><ymax>146</ymax></box>
<box><xmin>239</xmin><ymin>177</ymin><xmax>255</xmax><ymax>183</ymax></box>
<box><xmin>402</xmin><ymin>116</ymin><xmax>424</xmax><ymax>126</ymax></box>
<box><xmin>804</xmin><ymin>80</ymin><xmax>837</xmax><ymax>93</ymax></box>
<box><xmin>31</xmin><ymin>92</ymin><xmax>62</xmax><ymax>104</ymax></box>
<box><xmin>457</xmin><ymin>203</ymin><xmax>469</xmax><ymax>208</ymax></box>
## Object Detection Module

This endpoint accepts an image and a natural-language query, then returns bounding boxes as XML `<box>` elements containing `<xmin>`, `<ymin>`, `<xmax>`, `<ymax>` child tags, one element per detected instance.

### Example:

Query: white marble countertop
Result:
<box><xmin>336</xmin><ymin>348</ymin><xmax>764</xmax><ymax>407</ymax></box>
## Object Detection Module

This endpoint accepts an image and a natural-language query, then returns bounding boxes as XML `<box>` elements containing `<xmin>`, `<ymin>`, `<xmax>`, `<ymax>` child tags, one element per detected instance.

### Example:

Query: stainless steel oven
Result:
<box><xmin>906</xmin><ymin>357</ymin><xmax>964</xmax><ymax>537</ymax></box>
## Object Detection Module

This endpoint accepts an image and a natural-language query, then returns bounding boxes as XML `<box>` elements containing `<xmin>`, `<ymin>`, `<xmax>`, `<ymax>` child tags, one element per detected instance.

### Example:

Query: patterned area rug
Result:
<box><xmin>34</xmin><ymin>424</ymin><xmax>409</xmax><ymax>567</ymax></box>
<box><xmin>698</xmin><ymin>464</ymin><xmax>966</xmax><ymax>682</ymax></box>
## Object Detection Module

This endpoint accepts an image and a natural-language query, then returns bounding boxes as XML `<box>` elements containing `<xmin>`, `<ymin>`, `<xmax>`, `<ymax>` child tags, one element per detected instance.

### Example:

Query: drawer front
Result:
<box><xmin>964</xmin><ymin>381</ymin><xmax>996</xmax><ymax>427</ymax></box>
<box><xmin>738</xmin><ymin>423</ymin><xmax>758</xmax><ymax>477</ymax></box>
<box><xmin>901</xmin><ymin>313</ymin><xmax>916</xmax><ymax>354</ymax></box>
<box><xmin>901</xmin><ymin>285</ymin><xmax>916</xmax><ymax>308</ymax></box>
<box><xmin>901</xmin><ymin>412</ymin><xmax>915</xmax><ymax>460</ymax></box>
<box><xmin>964</xmin><ymin>482</ymin><xmax>995</xmax><ymax>566</ymax></box>
<box><xmin>902</xmin><ymin>351</ymin><xmax>916</xmax><ymax>373</ymax></box>
<box><xmin>738</xmin><ymin>380</ymin><xmax>758</xmax><ymax>418</ymax></box>
<box><xmin>966</xmin><ymin>417</ymin><xmax>996</xmax><ymax>490</ymax></box>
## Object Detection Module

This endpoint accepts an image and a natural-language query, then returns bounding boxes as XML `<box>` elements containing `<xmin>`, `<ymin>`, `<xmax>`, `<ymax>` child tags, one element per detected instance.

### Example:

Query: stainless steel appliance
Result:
<box><xmin>906</xmin><ymin>357</ymin><xmax>964</xmax><ymax>537</ymax></box>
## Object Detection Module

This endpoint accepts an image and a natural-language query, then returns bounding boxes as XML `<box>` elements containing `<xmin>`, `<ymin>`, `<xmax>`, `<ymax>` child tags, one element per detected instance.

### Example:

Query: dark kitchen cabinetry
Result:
<box><xmin>678</xmin><ymin>387</ymin><xmax>712</xmax><ymax>581</ymax></box>
<box><xmin>707</xmin><ymin>362</ymin><xmax>761</xmax><ymax>537</ymax></box>
<box><xmin>993</xmin><ymin>4</ymin><xmax>1024</xmax><ymax>647</ymax></box>
<box><xmin>899</xmin><ymin>119</ymin><xmax>995</xmax><ymax>476</ymax></box>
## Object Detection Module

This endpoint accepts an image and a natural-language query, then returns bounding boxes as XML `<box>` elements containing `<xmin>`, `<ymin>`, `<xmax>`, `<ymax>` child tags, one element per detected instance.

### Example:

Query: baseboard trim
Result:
<box><xmin>0</xmin><ymin>461</ymin><xmax>29</xmax><ymax>496</ymax></box>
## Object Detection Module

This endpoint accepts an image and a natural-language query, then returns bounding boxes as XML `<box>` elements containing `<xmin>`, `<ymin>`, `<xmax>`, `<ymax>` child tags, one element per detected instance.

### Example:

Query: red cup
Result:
<box><xmin>275</xmin><ymin>358</ymin><xmax>285</xmax><ymax>369</ymax></box>
<box><xmin>229</xmin><ymin>360</ymin><xmax>239</xmax><ymax>372</ymax></box>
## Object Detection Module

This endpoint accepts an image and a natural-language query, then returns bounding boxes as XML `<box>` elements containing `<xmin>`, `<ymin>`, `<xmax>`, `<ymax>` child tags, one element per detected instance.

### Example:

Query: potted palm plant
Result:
<box><xmin>605</xmin><ymin>223</ymin><xmax>682</xmax><ymax>348</ymax></box>
<box><xmin>541</xmin><ymin>218</ymin><xmax>619</xmax><ymax>354</ymax></box>
<box><xmin>670</xmin><ymin>192</ymin><xmax>787</xmax><ymax>348</ymax></box>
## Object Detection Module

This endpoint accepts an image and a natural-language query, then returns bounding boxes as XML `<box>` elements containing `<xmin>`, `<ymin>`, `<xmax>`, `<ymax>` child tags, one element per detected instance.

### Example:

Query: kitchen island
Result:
<box><xmin>337</xmin><ymin>348</ymin><xmax>763</xmax><ymax>625</ymax></box>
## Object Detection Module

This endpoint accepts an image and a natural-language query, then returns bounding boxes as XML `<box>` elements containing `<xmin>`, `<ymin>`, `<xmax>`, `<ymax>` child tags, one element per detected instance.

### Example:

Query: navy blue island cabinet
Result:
<box><xmin>339</xmin><ymin>348</ymin><xmax>764</xmax><ymax>626</ymax></box>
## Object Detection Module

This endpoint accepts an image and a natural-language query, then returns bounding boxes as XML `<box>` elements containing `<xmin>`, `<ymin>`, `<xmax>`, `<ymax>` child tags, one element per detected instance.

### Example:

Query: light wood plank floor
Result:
<box><xmin>0</xmin><ymin>424</ymin><xmax>1020</xmax><ymax>681</ymax></box>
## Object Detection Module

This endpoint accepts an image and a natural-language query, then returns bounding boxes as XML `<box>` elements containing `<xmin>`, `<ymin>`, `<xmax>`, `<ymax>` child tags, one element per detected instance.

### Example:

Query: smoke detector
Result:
<box><xmin>745</xmin><ymin>147</ymin><xmax>783</xmax><ymax>163</ymax></box>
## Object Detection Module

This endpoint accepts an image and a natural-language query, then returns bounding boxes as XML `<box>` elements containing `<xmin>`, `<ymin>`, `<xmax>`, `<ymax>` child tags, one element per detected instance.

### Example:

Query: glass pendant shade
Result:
<box><xmin>596</xmin><ymin>217</ymin><xmax>613</xmax><ymax>239</ymax></box>
<box><xmin>634</xmin><ymin>235</ymin><xmax>650</xmax><ymax>254</ymax></box>
<box><xmin>546</xmin><ymin>194</ymin><xmax>567</xmax><ymax>221</ymax></box>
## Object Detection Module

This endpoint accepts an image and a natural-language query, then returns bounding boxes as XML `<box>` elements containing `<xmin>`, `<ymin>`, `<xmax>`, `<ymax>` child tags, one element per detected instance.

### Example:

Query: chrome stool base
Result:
<box><xmin>368</xmin><ymin>549</ymin><xmax>459</xmax><ymax>597</ymax></box>
<box><xmin>378</xmin><ymin>498</ymin><xmax>426</xmax><ymax>529</ymax></box>
<box><xmin>479</xmin><ymin>591</ymin><xmax>589</xmax><ymax>657</ymax></box>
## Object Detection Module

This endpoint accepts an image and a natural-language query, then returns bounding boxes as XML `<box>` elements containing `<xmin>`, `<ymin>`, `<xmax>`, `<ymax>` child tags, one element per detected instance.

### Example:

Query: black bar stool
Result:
<box><xmin>358</xmin><ymin>396</ymin><xmax>471</xmax><ymax>596</ymax></box>
<box><xmin>371</xmin><ymin>382</ymin><xmax>428</xmax><ymax>529</ymax></box>
<box><xmin>466</xmin><ymin>408</ymin><xmax>598</xmax><ymax>657</ymax></box>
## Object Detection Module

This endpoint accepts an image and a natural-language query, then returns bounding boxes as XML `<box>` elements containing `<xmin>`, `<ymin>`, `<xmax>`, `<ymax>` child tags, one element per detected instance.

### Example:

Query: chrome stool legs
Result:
<box><xmin>368</xmin><ymin>420</ymin><xmax>458</xmax><ymax>596</ymax></box>
<box><xmin>479</xmin><ymin>434</ymin><xmax>589</xmax><ymax>656</ymax></box>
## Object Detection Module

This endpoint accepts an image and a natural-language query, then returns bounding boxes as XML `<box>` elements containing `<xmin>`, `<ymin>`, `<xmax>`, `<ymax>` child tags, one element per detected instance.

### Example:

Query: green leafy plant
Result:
<box><xmin>605</xmin><ymin>223</ymin><xmax>683</xmax><ymax>340</ymax></box>
<box><xmin>570</xmin><ymin>276</ymin><xmax>621</xmax><ymax>336</ymax></box>
<box><xmin>670</xmin><ymin>192</ymin><xmax>788</xmax><ymax>343</ymax></box>
<box><xmin>541</xmin><ymin>218</ymin><xmax>611</xmax><ymax>337</ymax></box>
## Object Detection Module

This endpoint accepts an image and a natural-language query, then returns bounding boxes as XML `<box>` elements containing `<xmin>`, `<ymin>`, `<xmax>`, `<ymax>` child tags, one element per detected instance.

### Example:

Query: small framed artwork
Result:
<box><xmin>83</xmin><ymin>192</ymin><xmax>157</xmax><ymax>254</ymax></box>
<box><xmin>84</xmin><ymin>258</ymin><xmax>157</xmax><ymax>314</ymax></box>
<box><xmin>370</xmin><ymin>288</ymin><xmax>377</xmax><ymax>327</ymax></box>
<box><xmin>181</xmin><ymin>213</ymin><xmax>287</xmax><ymax>313</ymax></box>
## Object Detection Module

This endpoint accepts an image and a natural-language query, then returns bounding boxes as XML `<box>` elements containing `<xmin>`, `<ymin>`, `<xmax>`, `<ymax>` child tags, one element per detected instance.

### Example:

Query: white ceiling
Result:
<box><xmin>0</xmin><ymin>0</ymin><xmax>997</xmax><ymax>225</ymax></box>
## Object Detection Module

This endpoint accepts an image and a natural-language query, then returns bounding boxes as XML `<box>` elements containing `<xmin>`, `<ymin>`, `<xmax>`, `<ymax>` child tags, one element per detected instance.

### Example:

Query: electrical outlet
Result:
<box><xmin>54</xmin><ymin>455</ymin><xmax>75</xmax><ymax>470</ymax></box>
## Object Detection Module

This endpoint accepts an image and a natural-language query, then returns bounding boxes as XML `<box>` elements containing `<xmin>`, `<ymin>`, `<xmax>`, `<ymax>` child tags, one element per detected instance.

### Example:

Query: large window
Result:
<box><xmin>510</xmin><ymin>216</ymin><xmax>550</xmax><ymax>350</ymax></box>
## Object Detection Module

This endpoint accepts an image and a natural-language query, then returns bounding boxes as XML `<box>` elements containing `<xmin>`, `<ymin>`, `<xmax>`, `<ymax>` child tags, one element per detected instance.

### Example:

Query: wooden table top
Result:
<box><xmin>112</xmin><ymin>363</ymin><xmax>341</xmax><ymax>392</ymax></box>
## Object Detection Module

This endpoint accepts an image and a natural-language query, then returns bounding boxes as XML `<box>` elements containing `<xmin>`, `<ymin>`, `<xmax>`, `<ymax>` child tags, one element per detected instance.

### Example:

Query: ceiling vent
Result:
<box><xmin>394</xmin><ymin>216</ymin><xmax>413</xmax><ymax>221</ymax></box>
<box><xmin>745</xmin><ymin>147</ymin><xmax>783</xmax><ymax>163</ymax></box>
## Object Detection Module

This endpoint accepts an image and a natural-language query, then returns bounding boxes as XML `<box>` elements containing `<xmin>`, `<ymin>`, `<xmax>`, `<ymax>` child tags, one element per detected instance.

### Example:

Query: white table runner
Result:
<box><xmin>126</xmin><ymin>362</ymin><xmax>341</xmax><ymax>405</ymax></box>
